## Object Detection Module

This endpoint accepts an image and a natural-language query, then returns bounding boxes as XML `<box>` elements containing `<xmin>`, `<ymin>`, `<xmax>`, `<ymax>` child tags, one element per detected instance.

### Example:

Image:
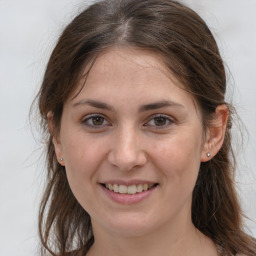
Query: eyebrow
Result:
<box><xmin>73</xmin><ymin>99</ymin><xmax>114</xmax><ymax>111</ymax></box>
<box><xmin>72</xmin><ymin>99</ymin><xmax>184</xmax><ymax>112</ymax></box>
<box><xmin>138</xmin><ymin>100</ymin><xmax>184</xmax><ymax>112</ymax></box>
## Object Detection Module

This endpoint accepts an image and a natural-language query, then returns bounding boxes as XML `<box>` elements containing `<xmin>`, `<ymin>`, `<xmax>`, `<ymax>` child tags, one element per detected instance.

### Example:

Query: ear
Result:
<box><xmin>47</xmin><ymin>112</ymin><xmax>65</xmax><ymax>166</ymax></box>
<box><xmin>201</xmin><ymin>105</ymin><xmax>228</xmax><ymax>162</ymax></box>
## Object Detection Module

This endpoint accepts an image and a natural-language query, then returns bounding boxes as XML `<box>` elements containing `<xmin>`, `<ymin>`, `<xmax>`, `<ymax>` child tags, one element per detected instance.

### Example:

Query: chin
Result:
<box><xmin>94</xmin><ymin>212</ymin><xmax>160</xmax><ymax>238</ymax></box>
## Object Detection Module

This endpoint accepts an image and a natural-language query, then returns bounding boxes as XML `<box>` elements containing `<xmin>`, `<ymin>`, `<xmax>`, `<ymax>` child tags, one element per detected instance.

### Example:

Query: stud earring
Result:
<box><xmin>60</xmin><ymin>157</ymin><xmax>64</xmax><ymax>161</ymax></box>
<box><xmin>206</xmin><ymin>152</ymin><xmax>211</xmax><ymax>157</ymax></box>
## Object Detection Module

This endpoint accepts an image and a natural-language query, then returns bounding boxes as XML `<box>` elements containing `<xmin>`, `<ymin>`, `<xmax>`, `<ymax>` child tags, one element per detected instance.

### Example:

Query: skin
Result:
<box><xmin>49</xmin><ymin>47</ymin><xmax>227</xmax><ymax>256</ymax></box>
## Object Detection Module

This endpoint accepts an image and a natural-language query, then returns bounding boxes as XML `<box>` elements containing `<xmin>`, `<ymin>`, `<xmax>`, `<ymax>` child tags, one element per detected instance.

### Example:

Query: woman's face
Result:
<box><xmin>54</xmin><ymin>48</ymin><xmax>210</xmax><ymax>237</ymax></box>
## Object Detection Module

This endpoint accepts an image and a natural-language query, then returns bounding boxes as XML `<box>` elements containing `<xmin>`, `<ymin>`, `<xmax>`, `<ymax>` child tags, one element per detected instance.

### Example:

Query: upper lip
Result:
<box><xmin>99</xmin><ymin>180</ymin><xmax>158</xmax><ymax>186</ymax></box>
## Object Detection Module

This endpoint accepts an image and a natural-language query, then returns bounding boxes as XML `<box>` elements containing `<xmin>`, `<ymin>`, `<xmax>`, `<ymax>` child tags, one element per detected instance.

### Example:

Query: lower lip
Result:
<box><xmin>100</xmin><ymin>185</ymin><xmax>157</xmax><ymax>205</ymax></box>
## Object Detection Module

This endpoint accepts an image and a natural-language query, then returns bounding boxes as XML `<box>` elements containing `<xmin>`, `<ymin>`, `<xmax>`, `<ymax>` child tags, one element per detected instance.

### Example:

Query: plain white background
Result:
<box><xmin>0</xmin><ymin>0</ymin><xmax>255</xmax><ymax>255</ymax></box>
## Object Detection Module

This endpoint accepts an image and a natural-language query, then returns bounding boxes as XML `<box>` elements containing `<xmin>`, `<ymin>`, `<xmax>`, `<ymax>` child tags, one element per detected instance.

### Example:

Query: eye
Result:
<box><xmin>152</xmin><ymin>116</ymin><xmax>167</xmax><ymax>126</ymax></box>
<box><xmin>82</xmin><ymin>114</ymin><xmax>110</xmax><ymax>129</ymax></box>
<box><xmin>145</xmin><ymin>114</ymin><xmax>174</xmax><ymax>129</ymax></box>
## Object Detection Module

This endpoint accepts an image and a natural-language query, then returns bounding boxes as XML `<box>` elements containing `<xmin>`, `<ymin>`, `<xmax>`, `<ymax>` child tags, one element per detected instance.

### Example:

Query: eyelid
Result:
<box><xmin>81</xmin><ymin>113</ymin><xmax>174</xmax><ymax>130</ymax></box>
<box><xmin>81</xmin><ymin>114</ymin><xmax>111</xmax><ymax>129</ymax></box>
<box><xmin>144</xmin><ymin>114</ymin><xmax>175</xmax><ymax>129</ymax></box>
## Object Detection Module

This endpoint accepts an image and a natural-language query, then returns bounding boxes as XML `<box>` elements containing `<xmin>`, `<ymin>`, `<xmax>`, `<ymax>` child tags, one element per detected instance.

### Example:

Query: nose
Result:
<box><xmin>107</xmin><ymin>125</ymin><xmax>147</xmax><ymax>171</ymax></box>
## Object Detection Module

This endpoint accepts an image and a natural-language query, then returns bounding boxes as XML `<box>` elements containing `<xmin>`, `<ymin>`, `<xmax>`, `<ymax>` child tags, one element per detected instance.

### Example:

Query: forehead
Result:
<box><xmin>68</xmin><ymin>47</ymin><xmax>199</xmax><ymax>113</ymax></box>
<box><xmin>92</xmin><ymin>47</ymin><xmax>168</xmax><ymax>76</ymax></box>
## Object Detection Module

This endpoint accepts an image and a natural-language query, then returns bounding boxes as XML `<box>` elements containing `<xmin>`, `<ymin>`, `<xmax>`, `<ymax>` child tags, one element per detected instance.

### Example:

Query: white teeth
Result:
<box><xmin>137</xmin><ymin>184</ymin><xmax>143</xmax><ymax>192</ymax></box>
<box><xmin>105</xmin><ymin>183</ymin><xmax>155</xmax><ymax>194</ymax></box>
<box><xmin>127</xmin><ymin>185</ymin><xmax>137</xmax><ymax>194</ymax></box>
<box><xmin>143</xmin><ymin>184</ymin><xmax>148</xmax><ymax>191</ymax></box>
<box><xmin>113</xmin><ymin>184</ymin><xmax>119</xmax><ymax>193</ymax></box>
<box><xmin>119</xmin><ymin>185</ymin><xmax>128</xmax><ymax>194</ymax></box>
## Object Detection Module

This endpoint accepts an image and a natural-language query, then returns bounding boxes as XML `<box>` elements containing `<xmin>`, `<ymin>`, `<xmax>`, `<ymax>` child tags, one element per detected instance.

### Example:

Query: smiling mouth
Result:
<box><xmin>101</xmin><ymin>183</ymin><xmax>158</xmax><ymax>194</ymax></box>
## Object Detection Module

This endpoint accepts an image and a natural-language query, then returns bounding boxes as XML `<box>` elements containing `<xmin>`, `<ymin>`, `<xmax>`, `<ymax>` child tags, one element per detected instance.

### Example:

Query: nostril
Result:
<box><xmin>107</xmin><ymin>148</ymin><xmax>147</xmax><ymax>171</ymax></box>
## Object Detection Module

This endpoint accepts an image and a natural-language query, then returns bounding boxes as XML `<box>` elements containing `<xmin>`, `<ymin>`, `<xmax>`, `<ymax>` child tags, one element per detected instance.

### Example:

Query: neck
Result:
<box><xmin>87</xmin><ymin>217</ymin><xmax>217</xmax><ymax>256</ymax></box>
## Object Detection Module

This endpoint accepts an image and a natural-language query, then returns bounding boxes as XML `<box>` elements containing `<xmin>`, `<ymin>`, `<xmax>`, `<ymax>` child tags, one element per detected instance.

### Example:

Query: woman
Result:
<box><xmin>36</xmin><ymin>0</ymin><xmax>256</xmax><ymax>255</ymax></box>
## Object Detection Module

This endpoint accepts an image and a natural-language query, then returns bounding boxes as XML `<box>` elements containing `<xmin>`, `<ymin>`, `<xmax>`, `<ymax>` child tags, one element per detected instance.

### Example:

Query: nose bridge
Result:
<box><xmin>108</xmin><ymin>123</ymin><xmax>146</xmax><ymax>170</ymax></box>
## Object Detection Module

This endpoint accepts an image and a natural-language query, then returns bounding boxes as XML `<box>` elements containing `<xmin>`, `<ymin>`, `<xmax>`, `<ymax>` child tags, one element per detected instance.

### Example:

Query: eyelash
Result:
<box><xmin>81</xmin><ymin>114</ymin><xmax>174</xmax><ymax>130</ymax></box>
<box><xmin>82</xmin><ymin>114</ymin><xmax>110</xmax><ymax>129</ymax></box>
<box><xmin>144</xmin><ymin>114</ymin><xmax>174</xmax><ymax>129</ymax></box>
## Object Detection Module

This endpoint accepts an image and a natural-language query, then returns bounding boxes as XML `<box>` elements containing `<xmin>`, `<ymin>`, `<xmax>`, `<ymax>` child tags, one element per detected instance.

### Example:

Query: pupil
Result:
<box><xmin>93</xmin><ymin>116</ymin><xmax>103</xmax><ymax>125</ymax></box>
<box><xmin>154</xmin><ymin>117</ymin><xmax>166</xmax><ymax>126</ymax></box>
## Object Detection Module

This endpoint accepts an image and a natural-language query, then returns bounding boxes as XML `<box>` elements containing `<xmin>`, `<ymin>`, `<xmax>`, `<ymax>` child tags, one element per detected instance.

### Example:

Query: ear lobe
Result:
<box><xmin>201</xmin><ymin>105</ymin><xmax>228</xmax><ymax>162</ymax></box>
<box><xmin>47</xmin><ymin>111</ymin><xmax>65</xmax><ymax>166</ymax></box>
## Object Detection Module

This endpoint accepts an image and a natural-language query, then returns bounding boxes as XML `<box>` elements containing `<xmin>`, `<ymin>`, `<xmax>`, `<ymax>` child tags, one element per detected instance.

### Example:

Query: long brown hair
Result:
<box><xmin>36</xmin><ymin>0</ymin><xmax>256</xmax><ymax>255</ymax></box>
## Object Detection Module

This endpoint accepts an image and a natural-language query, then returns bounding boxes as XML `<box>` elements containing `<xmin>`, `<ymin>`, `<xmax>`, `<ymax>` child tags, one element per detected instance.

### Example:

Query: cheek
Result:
<box><xmin>60</xmin><ymin>133</ymin><xmax>108</xmax><ymax>210</ymax></box>
<box><xmin>150</xmin><ymin>132</ymin><xmax>203</xmax><ymax>181</ymax></box>
<box><xmin>146</xmin><ymin>134</ymin><xmax>203</xmax><ymax>219</ymax></box>
<box><xmin>60</xmin><ymin>131</ymin><xmax>107</xmax><ymax>184</ymax></box>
